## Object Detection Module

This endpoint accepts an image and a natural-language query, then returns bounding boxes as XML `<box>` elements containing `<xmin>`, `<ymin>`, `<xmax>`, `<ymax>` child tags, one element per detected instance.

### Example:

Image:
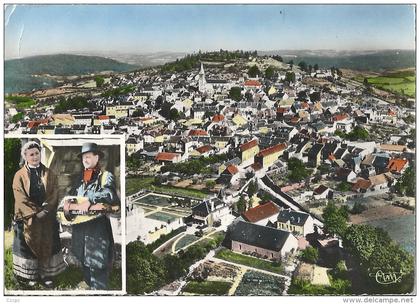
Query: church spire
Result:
<box><xmin>198</xmin><ymin>62</ymin><xmax>206</xmax><ymax>93</ymax></box>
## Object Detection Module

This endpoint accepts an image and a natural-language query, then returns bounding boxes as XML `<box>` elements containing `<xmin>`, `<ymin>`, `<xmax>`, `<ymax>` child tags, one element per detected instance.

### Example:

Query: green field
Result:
<box><xmin>215</xmin><ymin>248</ymin><xmax>284</xmax><ymax>274</ymax></box>
<box><xmin>183</xmin><ymin>280</ymin><xmax>232</xmax><ymax>295</ymax></box>
<box><xmin>354</xmin><ymin>70</ymin><xmax>415</xmax><ymax>97</ymax></box>
<box><xmin>5</xmin><ymin>95</ymin><xmax>36</xmax><ymax>109</ymax></box>
<box><xmin>126</xmin><ymin>176</ymin><xmax>209</xmax><ymax>199</ymax></box>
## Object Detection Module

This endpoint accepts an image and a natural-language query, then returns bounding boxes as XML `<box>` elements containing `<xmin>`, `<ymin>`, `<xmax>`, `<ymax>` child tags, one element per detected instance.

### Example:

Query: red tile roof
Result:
<box><xmin>387</xmin><ymin>158</ymin><xmax>408</xmax><ymax>173</ymax></box>
<box><xmin>98</xmin><ymin>115</ymin><xmax>110</xmax><ymax>120</ymax></box>
<box><xmin>290</xmin><ymin>117</ymin><xmax>301</xmax><ymax>124</ymax></box>
<box><xmin>251</xmin><ymin>162</ymin><xmax>263</xmax><ymax>171</ymax></box>
<box><xmin>352</xmin><ymin>179</ymin><xmax>372</xmax><ymax>191</ymax></box>
<box><xmin>188</xmin><ymin>129</ymin><xmax>208</xmax><ymax>136</ymax></box>
<box><xmin>244</xmin><ymin>80</ymin><xmax>262</xmax><ymax>87</ymax></box>
<box><xmin>328</xmin><ymin>154</ymin><xmax>336</xmax><ymax>161</ymax></box>
<box><xmin>313</xmin><ymin>185</ymin><xmax>329</xmax><ymax>195</ymax></box>
<box><xmin>212</xmin><ymin>114</ymin><xmax>225</xmax><ymax>122</ymax></box>
<box><xmin>155</xmin><ymin>152</ymin><xmax>180</xmax><ymax>162</ymax></box>
<box><xmin>240</xmin><ymin>139</ymin><xmax>258</xmax><ymax>152</ymax></box>
<box><xmin>333</xmin><ymin>114</ymin><xmax>348</xmax><ymax>121</ymax></box>
<box><xmin>242</xmin><ymin>201</ymin><xmax>280</xmax><ymax>223</ymax></box>
<box><xmin>387</xmin><ymin>108</ymin><xmax>396</xmax><ymax>116</ymax></box>
<box><xmin>301</xmin><ymin>102</ymin><xmax>310</xmax><ymax>109</ymax></box>
<box><xmin>277</xmin><ymin>107</ymin><xmax>288</xmax><ymax>113</ymax></box>
<box><xmin>257</xmin><ymin>143</ymin><xmax>287</xmax><ymax>158</ymax></box>
<box><xmin>196</xmin><ymin>145</ymin><xmax>212</xmax><ymax>154</ymax></box>
<box><xmin>27</xmin><ymin>121</ymin><xmax>40</xmax><ymax>129</ymax></box>
<box><xmin>225</xmin><ymin>165</ymin><xmax>239</xmax><ymax>175</ymax></box>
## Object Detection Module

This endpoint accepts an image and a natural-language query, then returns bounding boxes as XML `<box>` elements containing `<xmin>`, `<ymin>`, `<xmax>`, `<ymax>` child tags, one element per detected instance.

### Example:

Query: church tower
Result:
<box><xmin>198</xmin><ymin>62</ymin><xmax>206</xmax><ymax>93</ymax></box>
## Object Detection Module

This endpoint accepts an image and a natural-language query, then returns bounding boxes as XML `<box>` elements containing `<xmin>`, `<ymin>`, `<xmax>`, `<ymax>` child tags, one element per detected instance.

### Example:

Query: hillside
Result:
<box><xmin>5</xmin><ymin>54</ymin><xmax>138</xmax><ymax>94</ymax></box>
<box><xmin>260</xmin><ymin>50</ymin><xmax>415</xmax><ymax>72</ymax></box>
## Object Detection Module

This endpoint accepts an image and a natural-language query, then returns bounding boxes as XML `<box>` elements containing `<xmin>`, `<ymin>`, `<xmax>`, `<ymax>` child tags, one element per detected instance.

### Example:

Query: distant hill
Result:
<box><xmin>5</xmin><ymin>54</ymin><xmax>138</xmax><ymax>94</ymax></box>
<box><xmin>259</xmin><ymin>49</ymin><xmax>415</xmax><ymax>72</ymax></box>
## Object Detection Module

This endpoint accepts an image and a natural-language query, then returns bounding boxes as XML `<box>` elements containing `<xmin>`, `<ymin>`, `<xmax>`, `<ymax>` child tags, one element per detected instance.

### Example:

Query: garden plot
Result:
<box><xmin>189</xmin><ymin>260</ymin><xmax>241</xmax><ymax>282</ymax></box>
<box><xmin>146</xmin><ymin>211</ymin><xmax>182</xmax><ymax>223</ymax></box>
<box><xmin>135</xmin><ymin>193</ymin><xmax>173</xmax><ymax>207</ymax></box>
<box><xmin>174</xmin><ymin>234</ymin><xmax>200</xmax><ymax>251</ymax></box>
<box><xmin>234</xmin><ymin>270</ymin><xmax>287</xmax><ymax>296</ymax></box>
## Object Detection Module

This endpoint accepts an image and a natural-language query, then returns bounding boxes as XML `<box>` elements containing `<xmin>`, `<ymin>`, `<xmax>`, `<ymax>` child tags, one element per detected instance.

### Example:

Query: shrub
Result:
<box><xmin>300</xmin><ymin>247</ymin><xmax>319</xmax><ymax>264</ymax></box>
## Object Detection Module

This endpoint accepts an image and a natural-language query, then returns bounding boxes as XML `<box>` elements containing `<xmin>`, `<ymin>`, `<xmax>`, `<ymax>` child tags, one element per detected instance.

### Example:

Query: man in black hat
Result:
<box><xmin>70</xmin><ymin>142</ymin><xmax>119</xmax><ymax>290</ymax></box>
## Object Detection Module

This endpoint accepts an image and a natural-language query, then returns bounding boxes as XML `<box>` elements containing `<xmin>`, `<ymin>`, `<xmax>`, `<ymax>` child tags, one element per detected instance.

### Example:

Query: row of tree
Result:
<box><xmin>54</xmin><ymin>95</ymin><xmax>93</xmax><ymax>113</ymax></box>
<box><xmin>161</xmin><ymin>50</ymin><xmax>258</xmax><ymax>73</ymax></box>
<box><xmin>322</xmin><ymin>202</ymin><xmax>414</xmax><ymax>293</ymax></box>
<box><xmin>160</xmin><ymin>154</ymin><xmax>228</xmax><ymax>176</ymax></box>
<box><xmin>126</xmin><ymin>236</ymin><xmax>223</xmax><ymax>294</ymax></box>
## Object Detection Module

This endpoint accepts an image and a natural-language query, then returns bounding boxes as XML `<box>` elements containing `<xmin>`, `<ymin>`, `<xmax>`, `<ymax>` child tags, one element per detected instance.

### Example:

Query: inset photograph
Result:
<box><xmin>4</xmin><ymin>136</ymin><xmax>125</xmax><ymax>295</ymax></box>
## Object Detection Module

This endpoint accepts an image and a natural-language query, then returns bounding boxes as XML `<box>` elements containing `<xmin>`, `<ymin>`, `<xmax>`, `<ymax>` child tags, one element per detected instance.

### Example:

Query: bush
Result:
<box><xmin>333</xmin><ymin>260</ymin><xmax>347</xmax><ymax>279</ymax></box>
<box><xmin>350</xmin><ymin>201</ymin><xmax>367</xmax><ymax>214</ymax></box>
<box><xmin>337</xmin><ymin>182</ymin><xmax>352</xmax><ymax>192</ymax></box>
<box><xmin>300</xmin><ymin>247</ymin><xmax>319</xmax><ymax>264</ymax></box>
<box><xmin>146</xmin><ymin>226</ymin><xmax>187</xmax><ymax>252</ymax></box>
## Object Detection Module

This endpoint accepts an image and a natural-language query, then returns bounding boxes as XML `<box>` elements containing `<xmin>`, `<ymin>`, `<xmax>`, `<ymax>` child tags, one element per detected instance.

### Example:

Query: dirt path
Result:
<box><xmin>228</xmin><ymin>268</ymin><xmax>246</xmax><ymax>295</ymax></box>
<box><xmin>349</xmin><ymin>205</ymin><xmax>413</xmax><ymax>224</ymax></box>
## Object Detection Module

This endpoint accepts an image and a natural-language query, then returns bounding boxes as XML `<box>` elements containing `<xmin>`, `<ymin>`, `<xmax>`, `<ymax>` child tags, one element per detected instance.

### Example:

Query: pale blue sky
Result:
<box><xmin>4</xmin><ymin>4</ymin><xmax>416</xmax><ymax>59</ymax></box>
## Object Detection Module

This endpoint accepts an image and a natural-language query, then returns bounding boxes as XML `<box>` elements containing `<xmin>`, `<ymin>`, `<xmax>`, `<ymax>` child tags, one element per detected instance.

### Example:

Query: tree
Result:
<box><xmin>394</xmin><ymin>166</ymin><xmax>415</xmax><ymax>197</ymax></box>
<box><xmin>126</xmin><ymin>241</ymin><xmax>167</xmax><ymax>294</ymax></box>
<box><xmin>158</xmin><ymin>102</ymin><xmax>173</xmax><ymax>120</ymax></box>
<box><xmin>265</xmin><ymin>66</ymin><xmax>275</xmax><ymax>79</ymax></box>
<box><xmin>287</xmin><ymin>158</ymin><xmax>310</xmax><ymax>182</ymax></box>
<box><xmin>403</xmin><ymin>114</ymin><xmax>415</xmax><ymax>124</ymax></box>
<box><xmin>4</xmin><ymin>139</ymin><xmax>21</xmax><ymax>229</ymax></box>
<box><xmin>334</xmin><ymin>129</ymin><xmax>346</xmax><ymax>138</ymax></box>
<box><xmin>94</xmin><ymin>76</ymin><xmax>105</xmax><ymax>88</ymax></box>
<box><xmin>346</xmin><ymin>126</ymin><xmax>369</xmax><ymax>141</ymax></box>
<box><xmin>272</xmin><ymin>55</ymin><xmax>283</xmax><ymax>62</ymax></box>
<box><xmin>309</xmin><ymin>91</ymin><xmax>321</xmax><ymax>102</ymax></box>
<box><xmin>285</xmin><ymin>72</ymin><xmax>296</xmax><ymax>83</ymax></box>
<box><xmin>126</xmin><ymin>154</ymin><xmax>144</xmax><ymax>172</ymax></box>
<box><xmin>314</xmin><ymin>64</ymin><xmax>319</xmax><ymax>71</ymax></box>
<box><xmin>343</xmin><ymin>225</ymin><xmax>390</xmax><ymax>264</ymax></box>
<box><xmin>298</xmin><ymin>61</ymin><xmax>307</xmax><ymax>72</ymax></box>
<box><xmin>337</xmin><ymin>182</ymin><xmax>352</xmax><ymax>192</ymax></box>
<box><xmin>248</xmin><ymin>65</ymin><xmax>261</xmax><ymax>78</ymax></box>
<box><xmin>236</xmin><ymin>196</ymin><xmax>247</xmax><ymax>213</ymax></box>
<box><xmin>322</xmin><ymin>201</ymin><xmax>348</xmax><ymax>237</ymax></box>
<box><xmin>132</xmin><ymin>109</ymin><xmax>145</xmax><ymax>117</ymax></box>
<box><xmin>54</xmin><ymin>96</ymin><xmax>91</xmax><ymax>113</ymax></box>
<box><xmin>300</xmin><ymin>246</ymin><xmax>319</xmax><ymax>264</ymax></box>
<box><xmin>247</xmin><ymin>180</ymin><xmax>258</xmax><ymax>197</ymax></box>
<box><xmin>162</xmin><ymin>254</ymin><xmax>186</xmax><ymax>282</ymax></box>
<box><xmin>333</xmin><ymin>260</ymin><xmax>347</xmax><ymax>279</ymax></box>
<box><xmin>244</xmin><ymin>91</ymin><xmax>253</xmax><ymax>102</ymax></box>
<box><xmin>11</xmin><ymin>112</ymin><xmax>24</xmax><ymax>123</ymax></box>
<box><xmin>308</xmin><ymin>65</ymin><xmax>313</xmax><ymax>73</ymax></box>
<box><xmin>342</xmin><ymin>224</ymin><xmax>414</xmax><ymax>294</ymax></box>
<box><xmin>229</xmin><ymin>87</ymin><xmax>242</xmax><ymax>102</ymax></box>
<box><xmin>205</xmin><ymin>180</ymin><xmax>216</xmax><ymax>190</ymax></box>
<box><xmin>169</xmin><ymin>108</ymin><xmax>180</xmax><ymax>121</ymax></box>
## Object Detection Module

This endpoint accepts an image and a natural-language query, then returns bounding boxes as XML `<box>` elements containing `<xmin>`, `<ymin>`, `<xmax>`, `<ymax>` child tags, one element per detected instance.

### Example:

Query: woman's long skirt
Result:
<box><xmin>12</xmin><ymin>219</ymin><xmax>66</xmax><ymax>280</ymax></box>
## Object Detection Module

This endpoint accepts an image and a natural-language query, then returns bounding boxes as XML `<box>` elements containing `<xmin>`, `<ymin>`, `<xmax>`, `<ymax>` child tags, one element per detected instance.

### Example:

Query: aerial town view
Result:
<box><xmin>3</xmin><ymin>4</ymin><xmax>416</xmax><ymax>298</ymax></box>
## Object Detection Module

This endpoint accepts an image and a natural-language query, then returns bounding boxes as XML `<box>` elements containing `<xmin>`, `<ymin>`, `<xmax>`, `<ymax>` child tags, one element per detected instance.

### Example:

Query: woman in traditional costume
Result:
<box><xmin>12</xmin><ymin>141</ymin><xmax>66</xmax><ymax>288</ymax></box>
